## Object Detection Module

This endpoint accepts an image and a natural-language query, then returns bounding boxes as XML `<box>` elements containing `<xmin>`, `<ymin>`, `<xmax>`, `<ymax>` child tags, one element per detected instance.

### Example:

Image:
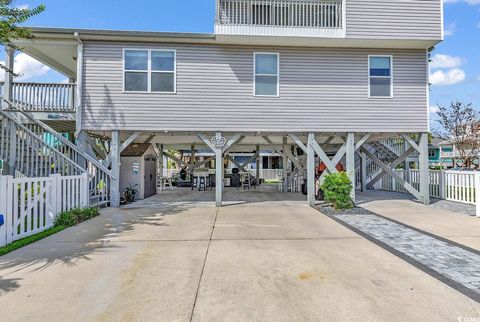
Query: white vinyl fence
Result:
<box><xmin>377</xmin><ymin>170</ymin><xmax>480</xmax><ymax>216</ymax></box>
<box><xmin>0</xmin><ymin>173</ymin><xmax>88</xmax><ymax>246</ymax></box>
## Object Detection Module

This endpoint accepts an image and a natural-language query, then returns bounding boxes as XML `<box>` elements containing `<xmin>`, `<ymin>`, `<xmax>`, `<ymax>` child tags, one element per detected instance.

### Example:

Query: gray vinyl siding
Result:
<box><xmin>346</xmin><ymin>0</ymin><xmax>442</xmax><ymax>39</ymax></box>
<box><xmin>82</xmin><ymin>42</ymin><xmax>428</xmax><ymax>133</ymax></box>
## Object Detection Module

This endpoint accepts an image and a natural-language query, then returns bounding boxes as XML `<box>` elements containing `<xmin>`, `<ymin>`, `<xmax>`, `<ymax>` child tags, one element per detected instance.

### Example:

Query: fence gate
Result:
<box><xmin>0</xmin><ymin>174</ymin><xmax>88</xmax><ymax>246</ymax></box>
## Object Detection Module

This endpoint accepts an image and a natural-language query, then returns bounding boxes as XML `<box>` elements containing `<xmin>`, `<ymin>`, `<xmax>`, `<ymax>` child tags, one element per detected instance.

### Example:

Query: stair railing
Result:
<box><xmin>0</xmin><ymin>109</ymin><xmax>86</xmax><ymax>177</ymax></box>
<box><xmin>1</xmin><ymin>96</ymin><xmax>114</xmax><ymax>206</ymax></box>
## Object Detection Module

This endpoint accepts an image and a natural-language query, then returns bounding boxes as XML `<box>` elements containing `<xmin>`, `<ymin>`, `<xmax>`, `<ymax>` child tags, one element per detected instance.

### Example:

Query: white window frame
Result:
<box><xmin>123</xmin><ymin>48</ymin><xmax>177</xmax><ymax>94</ymax></box>
<box><xmin>368</xmin><ymin>55</ymin><xmax>393</xmax><ymax>99</ymax></box>
<box><xmin>254</xmin><ymin>52</ymin><xmax>280</xmax><ymax>97</ymax></box>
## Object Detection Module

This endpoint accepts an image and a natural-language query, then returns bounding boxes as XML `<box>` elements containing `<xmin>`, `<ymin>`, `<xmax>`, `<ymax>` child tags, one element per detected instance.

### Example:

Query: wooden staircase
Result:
<box><xmin>0</xmin><ymin>96</ymin><xmax>113</xmax><ymax>206</ymax></box>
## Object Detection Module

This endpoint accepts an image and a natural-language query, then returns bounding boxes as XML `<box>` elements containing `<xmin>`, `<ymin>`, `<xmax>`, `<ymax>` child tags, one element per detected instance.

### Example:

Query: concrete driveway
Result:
<box><xmin>0</xmin><ymin>189</ymin><xmax>479</xmax><ymax>321</ymax></box>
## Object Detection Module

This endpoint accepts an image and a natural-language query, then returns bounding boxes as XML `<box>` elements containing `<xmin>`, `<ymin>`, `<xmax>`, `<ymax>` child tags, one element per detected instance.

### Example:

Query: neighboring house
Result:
<box><xmin>429</xmin><ymin>138</ymin><xmax>456</xmax><ymax>168</ymax></box>
<box><xmin>0</xmin><ymin>0</ymin><xmax>443</xmax><ymax>207</ymax></box>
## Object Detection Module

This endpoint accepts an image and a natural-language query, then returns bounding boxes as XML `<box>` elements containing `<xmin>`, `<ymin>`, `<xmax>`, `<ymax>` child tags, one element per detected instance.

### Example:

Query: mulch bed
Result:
<box><xmin>314</xmin><ymin>204</ymin><xmax>375</xmax><ymax>216</ymax></box>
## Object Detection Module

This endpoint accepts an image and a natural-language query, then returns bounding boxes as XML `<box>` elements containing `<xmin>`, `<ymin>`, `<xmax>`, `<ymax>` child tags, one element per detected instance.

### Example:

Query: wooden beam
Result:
<box><xmin>241</xmin><ymin>152</ymin><xmax>259</xmax><ymax>170</ymax></box>
<box><xmin>193</xmin><ymin>156</ymin><xmax>214</xmax><ymax>169</ymax></box>
<box><xmin>400</xmin><ymin>134</ymin><xmax>421</xmax><ymax>153</ymax></box>
<box><xmin>355</xmin><ymin>134</ymin><xmax>371</xmax><ymax>151</ymax></box>
<box><xmin>104</xmin><ymin>132</ymin><xmax>141</xmax><ymax>167</ymax></box>
<box><xmin>225</xmin><ymin>155</ymin><xmax>244</xmax><ymax>170</ymax></box>
<box><xmin>222</xmin><ymin>134</ymin><xmax>245</xmax><ymax>154</ymax></box>
<box><xmin>198</xmin><ymin>134</ymin><xmax>216</xmax><ymax>151</ymax></box>
<box><xmin>322</xmin><ymin>136</ymin><xmax>335</xmax><ymax>145</ymax></box>
<box><xmin>263</xmin><ymin>136</ymin><xmax>303</xmax><ymax>172</ymax></box>
<box><xmin>144</xmin><ymin>135</ymin><xmax>155</xmax><ymax>144</ymax></box>
<box><xmin>163</xmin><ymin>151</ymin><xmax>189</xmax><ymax>169</ymax></box>
<box><xmin>288</xmin><ymin>134</ymin><xmax>307</xmax><ymax>153</ymax></box>
<box><xmin>197</xmin><ymin>134</ymin><xmax>244</xmax><ymax>154</ymax></box>
<box><xmin>361</xmin><ymin>147</ymin><xmax>421</xmax><ymax>200</ymax></box>
<box><xmin>367</xmin><ymin>146</ymin><xmax>416</xmax><ymax>189</ymax></box>
<box><xmin>84</xmin><ymin>134</ymin><xmax>107</xmax><ymax>160</ymax></box>
<box><xmin>309</xmin><ymin>138</ymin><xmax>337</xmax><ymax>173</ymax></box>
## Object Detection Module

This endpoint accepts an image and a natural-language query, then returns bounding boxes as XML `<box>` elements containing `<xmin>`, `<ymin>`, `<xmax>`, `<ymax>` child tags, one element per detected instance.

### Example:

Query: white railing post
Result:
<box><xmin>4</xmin><ymin>175</ymin><xmax>14</xmax><ymax>245</ymax></box>
<box><xmin>80</xmin><ymin>173</ymin><xmax>89</xmax><ymax>208</ymax></box>
<box><xmin>0</xmin><ymin>176</ymin><xmax>10</xmax><ymax>247</ymax></box>
<box><xmin>475</xmin><ymin>172</ymin><xmax>480</xmax><ymax>218</ymax></box>
<box><xmin>439</xmin><ymin>170</ymin><xmax>446</xmax><ymax>199</ymax></box>
<box><xmin>49</xmin><ymin>174</ymin><xmax>62</xmax><ymax>226</ymax></box>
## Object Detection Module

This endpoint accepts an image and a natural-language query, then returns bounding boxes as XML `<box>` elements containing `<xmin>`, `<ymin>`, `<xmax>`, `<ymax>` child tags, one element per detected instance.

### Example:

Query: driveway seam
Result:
<box><xmin>189</xmin><ymin>207</ymin><xmax>219</xmax><ymax>322</ymax></box>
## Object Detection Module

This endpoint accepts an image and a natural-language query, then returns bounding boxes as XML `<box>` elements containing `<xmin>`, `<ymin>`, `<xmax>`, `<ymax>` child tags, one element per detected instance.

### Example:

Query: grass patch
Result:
<box><xmin>264</xmin><ymin>179</ymin><xmax>280</xmax><ymax>184</ymax></box>
<box><xmin>0</xmin><ymin>207</ymin><xmax>99</xmax><ymax>257</ymax></box>
<box><xmin>0</xmin><ymin>225</ymin><xmax>66</xmax><ymax>257</ymax></box>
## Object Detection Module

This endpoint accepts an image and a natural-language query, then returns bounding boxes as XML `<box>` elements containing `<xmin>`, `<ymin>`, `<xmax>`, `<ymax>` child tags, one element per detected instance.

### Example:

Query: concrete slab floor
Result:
<box><xmin>0</xmin><ymin>188</ymin><xmax>479</xmax><ymax>321</ymax></box>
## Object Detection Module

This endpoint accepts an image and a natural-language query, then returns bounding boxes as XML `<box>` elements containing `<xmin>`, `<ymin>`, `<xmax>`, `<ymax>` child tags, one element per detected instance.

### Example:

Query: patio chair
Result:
<box><xmin>163</xmin><ymin>176</ymin><xmax>173</xmax><ymax>191</ymax></box>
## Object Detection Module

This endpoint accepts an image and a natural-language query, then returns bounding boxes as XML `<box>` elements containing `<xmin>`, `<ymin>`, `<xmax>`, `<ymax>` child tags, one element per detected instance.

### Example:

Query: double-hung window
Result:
<box><xmin>254</xmin><ymin>53</ymin><xmax>279</xmax><ymax>97</ymax></box>
<box><xmin>369</xmin><ymin>55</ymin><xmax>392</xmax><ymax>98</ymax></box>
<box><xmin>124</xmin><ymin>49</ymin><xmax>176</xmax><ymax>93</ymax></box>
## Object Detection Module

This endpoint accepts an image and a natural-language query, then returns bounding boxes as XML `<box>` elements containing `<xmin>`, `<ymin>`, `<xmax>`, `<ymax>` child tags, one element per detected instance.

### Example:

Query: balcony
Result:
<box><xmin>1</xmin><ymin>82</ymin><xmax>76</xmax><ymax>114</ymax></box>
<box><xmin>215</xmin><ymin>0</ymin><xmax>345</xmax><ymax>38</ymax></box>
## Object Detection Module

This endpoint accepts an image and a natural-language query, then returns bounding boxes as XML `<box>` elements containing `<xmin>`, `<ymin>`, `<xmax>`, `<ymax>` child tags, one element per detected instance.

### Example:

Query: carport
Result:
<box><xmin>87</xmin><ymin>131</ymin><xmax>432</xmax><ymax>208</ymax></box>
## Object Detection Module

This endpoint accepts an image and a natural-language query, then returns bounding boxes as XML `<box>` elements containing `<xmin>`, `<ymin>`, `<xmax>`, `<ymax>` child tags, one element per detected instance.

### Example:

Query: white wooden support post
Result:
<box><xmin>80</xmin><ymin>173</ymin><xmax>89</xmax><ymax>208</ymax></box>
<box><xmin>282</xmin><ymin>137</ymin><xmax>288</xmax><ymax>192</ymax></box>
<box><xmin>346</xmin><ymin>133</ymin><xmax>355</xmax><ymax>202</ymax></box>
<box><xmin>190</xmin><ymin>144</ymin><xmax>195</xmax><ymax>174</ymax></box>
<box><xmin>110</xmin><ymin>131</ymin><xmax>121</xmax><ymax>207</ymax></box>
<box><xmin>215</xmin><ymin>132</ymin><xmax>223</xmax><ymax>207</ymax></box>
<box><xmin>74</xmin><ymin>33</ymin><xmax>84</xmax><ymax>137</ymax></box>
<box><xmin>404</xmin><ymin>158</ymin><xmax>411</xmax><ymax>185</ymax></box>
<box><xmin>3</xmin><ymin>46</ymin><xmax>14</xmax><ymax>109</ymax></box>
<box><xmin>77</xmin><ymin>131</ymin><xmax>89</xmax><ymax>169</ymax></box>
<box><xmin>419</xmin><ymin>133</ymin><xmax>430</xmax><ymax>205</ymax></box>
<box><xmin>307</xmin><ymin>133</ymin><xmax>316</xmax><ymax>207</ymax></box>
<box><xmin>256</xmin><ymin>144</ymin><xmax>260</xmax><ymax>184</ymax></box>
<box><xmin>159</xmin><ymin>145</ymin><xmax>164</xmax><ymax>177</ymax></box>
<box><xmin>8</xmin><ymin>121</ymin><xmax>16</xmax><ymax>176</ymax></box>
<box><xmin>361</xmin><ymin>152</ymin><xmax>367</xmax><ymax>192</ymax></box>
<box><xmin>158</xmin><ymin>144</ymin><xmax>164</xmax><ymax>191</ymax></box>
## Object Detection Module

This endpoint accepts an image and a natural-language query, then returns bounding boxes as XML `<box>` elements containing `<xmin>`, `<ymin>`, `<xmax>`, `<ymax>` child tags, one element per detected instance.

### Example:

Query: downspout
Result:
<box><xmin>74</xmin><ymin>32</ymin><xmax>83</xmax><ymax>138</ymax></box>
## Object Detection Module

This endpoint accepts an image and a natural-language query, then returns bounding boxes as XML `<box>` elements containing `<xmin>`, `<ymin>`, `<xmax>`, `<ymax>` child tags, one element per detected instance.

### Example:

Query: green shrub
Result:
<box><xmin>53</xmin><ymin>207</ymin><xmax>99</xmax><ymax>227</ymax></box>
<box><xmin>320</xmin><ymin>172</ymin><xmax>354</xmax><ymax>210</ymax></box>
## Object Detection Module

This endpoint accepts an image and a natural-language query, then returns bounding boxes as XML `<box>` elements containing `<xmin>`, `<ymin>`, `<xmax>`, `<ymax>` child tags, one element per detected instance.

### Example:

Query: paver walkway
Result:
<box><xmin>332</xmin><ymin>213</ymin><xmax>480</xmax><ymax>302</ymax></box>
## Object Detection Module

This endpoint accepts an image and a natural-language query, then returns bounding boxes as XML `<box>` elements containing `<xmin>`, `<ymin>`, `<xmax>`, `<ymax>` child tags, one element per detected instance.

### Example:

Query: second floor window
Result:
<box><xmin>254</xmin><ymin>53</ymin><xmax>279</xmax><ymax>97</ymax></box>
<box><xmin>124</xmin><ymin>49</ymin><xmax>176</xmax><ymax>93</ymax></box>
<box><xmin>369</xmin><ymin>56</ymin><xmax>392</xmax><ymax>98</ymax></box>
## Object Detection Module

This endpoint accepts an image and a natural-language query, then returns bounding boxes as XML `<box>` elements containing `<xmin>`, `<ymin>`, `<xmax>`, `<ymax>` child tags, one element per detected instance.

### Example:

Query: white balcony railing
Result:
<box><xmin>216</xmin><ymin>0</ymin><xmax>344</xmax><ymax>32</ymax></box>
<box><xmin>1</xmin><ymin>82</ymin><xmax>76</xmax><ymax>113</ymax></box>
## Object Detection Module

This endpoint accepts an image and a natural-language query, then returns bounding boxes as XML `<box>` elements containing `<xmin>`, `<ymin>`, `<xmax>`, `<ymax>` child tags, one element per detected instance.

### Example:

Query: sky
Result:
<box><xmin>1</xmin><ymin>0</ymin><xmax>479</xmax><ymax>127</ymax></box>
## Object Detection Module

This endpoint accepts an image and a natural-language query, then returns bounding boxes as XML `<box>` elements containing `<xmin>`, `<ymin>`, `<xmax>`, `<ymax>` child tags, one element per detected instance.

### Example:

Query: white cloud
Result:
<box><xmin>444</xmin><ymin>22</ymin><xmax>456</xmax><ymax>36</ymax></box>
<box><xmin>16</xmin><ymin>4</ymin><xmax>29</xmax><ymax>9</ymax></box>
<box><xmin>430</xmin><ymin>68</ymin><xmax>466</xmax><ymax>86</ymax></box>
<box><xmin>0</xmin><ymin>53</ymin><xmax>50</xmax><ymax>82</ymax></box>
<box><xmin>430</xmin><ymin>105</ymin><xmax>440</xmax><ymax>114</ymax></box>
<box><xmin>430</xmin><ymin>54</ymin><xmax>463</xmax><ymax>69</ymax></box>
